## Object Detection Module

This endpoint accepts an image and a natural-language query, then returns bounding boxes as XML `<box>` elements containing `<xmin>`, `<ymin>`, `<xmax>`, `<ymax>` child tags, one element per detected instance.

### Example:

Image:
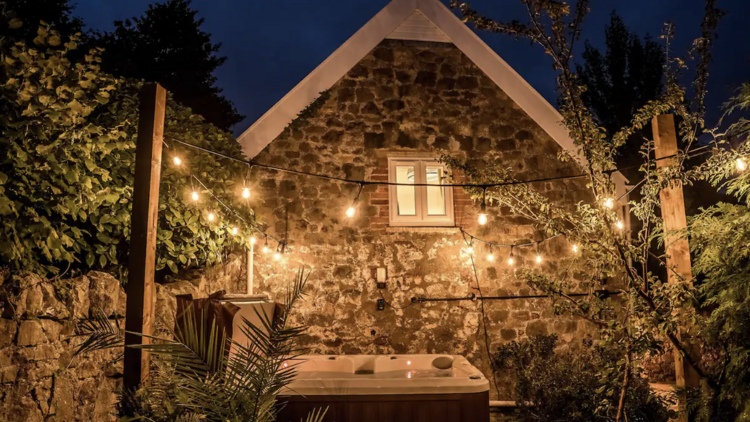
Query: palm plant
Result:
<box><xmin>76</xmin><ymin>268</ymin><xmax>324</xmax><ymax>422</ymax></box>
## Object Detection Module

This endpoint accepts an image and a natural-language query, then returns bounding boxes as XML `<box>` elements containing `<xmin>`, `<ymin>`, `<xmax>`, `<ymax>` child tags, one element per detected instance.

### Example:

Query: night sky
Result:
<box><xmin>73</xmin><ymin>0</ymin><xmax>750</xmax><ymax>137</ymax></box>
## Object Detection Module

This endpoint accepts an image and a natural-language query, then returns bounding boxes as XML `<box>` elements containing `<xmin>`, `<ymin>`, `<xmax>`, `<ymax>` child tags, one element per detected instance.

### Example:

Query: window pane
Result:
<box><xmin>426</xmin><ymin>166</ymin><xmax>446</xmax><ymax>215</ymax></box>
<box><xmin>395</xmin><ymin>165</ymin><xmax>416</xmax><ymax>216</ymax></box>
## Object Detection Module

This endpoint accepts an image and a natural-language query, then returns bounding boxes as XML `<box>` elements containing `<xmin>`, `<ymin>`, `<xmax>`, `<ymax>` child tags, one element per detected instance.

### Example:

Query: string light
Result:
<box><xmin>535</xmin><ymin>242</ymin><xmax>542</xmax><ymax>264</ymax></box>
<box><xmin>487</xmin><ymin>245</ymin><xmax>494</xmax><ymax>262</ymax></box>
<box><xmin>274</xmin><ymin>251</ymin><xmax>282</xmax><ymax>261</ymax></box>
<box><xmin>616</xmin><ymin>220</ymin><xmax>624</xmax><ymax>230</ymax></box>
<box><xmin>262</xmin><ymin>237</ymin><xmax>270</xmax><ymax>254</ymax></box>
<box><xmin>250</xmin><ymin>236</ymin><xmax>257</xmax><ymax>245</ymax></box>
<box><xmin>242</xmin><ymin>187</ymin><xmax>251</xmax><ymax>199</ymax></box>
<box><xmin>572</xmin><ymin>244</ymin><xmax>579</xmax><ymax>253</ymax></box>
<box><xmin>508</xmin><ymin>247</ymin><xmax>515</xmax><ymax>266</ymax></box>
<box><xmin>466</xmin><ymin>246</ymin><xmax>475</xmax><ymax>255</ymax></box>
<box><xmin>207</xmin><ymin>212</ymin><xmax>215</xmax><ymax>222</ymax></box>
<box><xmin>602</xmin><ymin>197</ymin><xmax>615</xmax><ymax>209</ymax></box>
<box><xmin>478</xmin><ymin>188</ymin><xmax>488</xmax><ymax>226</ymax></box>
<box><xmin>173</xmin><ymin>156</ymin><xmax>182</xmax><ymax>166</ymax></box>
<box><xmin>191</xmin><ymin>191</ymin><xmax>199</xmax><ymax>202</ymax></box>
<box><xmin>737</xmin><ymin>158</ymin><xmax>747</xmax><ymax>172</ymax></box>
<box><xmin>346</xmin><ymin>183</ymin><xmax>365</xmax><ymax>219</ymax></box>
<box><xmin>232</xmin><ymin>227</ymin><xmax>239</xmax><ymax>235</ymax></box>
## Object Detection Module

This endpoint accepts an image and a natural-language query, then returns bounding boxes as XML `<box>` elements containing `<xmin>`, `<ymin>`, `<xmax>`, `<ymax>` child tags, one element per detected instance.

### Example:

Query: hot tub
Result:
<box><xmin>276</xmin><ymin>355</ymin><xmax>489</xmax><ymax>422</ymax></box>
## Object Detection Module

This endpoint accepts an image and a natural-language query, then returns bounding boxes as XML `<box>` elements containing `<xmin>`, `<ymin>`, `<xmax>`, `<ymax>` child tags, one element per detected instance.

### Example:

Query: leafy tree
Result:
<box><xmin>88</xmin><ymin>0</ymin><xmax>244</xmax><ymax>132</ymax></box>
<box><xmin>0</xmin><ymin>26</ymin><xmax>257</xmax><ymax>277</ymax></box>
<box><xmin>0</xmin><ymin>0</ymin><xmax>82</xmax><ymax>46</ymax></box>
<box><xmin>577</xmin><ymin>12</ymin><xmax>664</xmax><ymax>176</ymax></box>
<box><xmin>448</xmin><ymin>0</ymin><xmax>742</xmax><ymax>420</ymax></box>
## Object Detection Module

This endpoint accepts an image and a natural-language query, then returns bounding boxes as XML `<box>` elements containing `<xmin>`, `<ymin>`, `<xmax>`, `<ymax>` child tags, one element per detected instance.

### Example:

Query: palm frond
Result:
<box><xmin>304</xmin><ymin>407</ymin><xmax>328</xmax><ymax>422</ymax></box>
<box><xmin>74</xmin><ymin>308</ymin><xmax>123</xmax><ymax>357</ymax></box>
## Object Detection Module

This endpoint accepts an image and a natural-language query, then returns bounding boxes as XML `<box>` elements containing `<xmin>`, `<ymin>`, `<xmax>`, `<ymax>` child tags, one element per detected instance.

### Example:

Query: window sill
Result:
<box><xmin>385</xmin><ymin>226</ymin><xmax>461</xmax><ymax>234</ymax></box>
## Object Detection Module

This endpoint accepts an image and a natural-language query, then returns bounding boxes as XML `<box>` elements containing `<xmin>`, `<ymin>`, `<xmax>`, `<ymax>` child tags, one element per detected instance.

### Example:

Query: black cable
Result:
<box><xmin>377</xmin><ymin>289</ymin><xmax>415</xmax><ymax>310</ymax></box>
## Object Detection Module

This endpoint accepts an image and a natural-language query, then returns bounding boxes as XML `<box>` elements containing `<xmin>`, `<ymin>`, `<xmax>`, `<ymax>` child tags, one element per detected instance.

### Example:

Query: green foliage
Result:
<box><xmin>0</xmin><ymin>0</ymin><xmax>83</xmax><ymax>47</ymax></box>
<box><xmin>87</xmin><ymin>0</ymin><xmax>244</xmax><ymax>131</ymax></box>
<box><xmin>495</xmin><ymin>335</ymin><xmax>672</xmax><ymax>422</ymax></box>
<box><xmin>0</xmin><ymin>26</ymin><xmax>258</xmax><ymax>277</ymax></box>
<box><xmin>76</xmin><ymin>269</ymin><xmax>324</xmax><ymax>422</ymax></box>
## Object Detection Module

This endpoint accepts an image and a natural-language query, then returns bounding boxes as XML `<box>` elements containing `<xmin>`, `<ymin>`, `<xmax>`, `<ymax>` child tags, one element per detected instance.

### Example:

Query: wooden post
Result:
<box><xmin>652</xmin><ymin>114</ymin><xmax>700</xmax><ymax>420</ymax></box>
<box><xmin>124</xmin><ymin>83</ymin><xmax>167</xmax><ymax>392</ymax></box>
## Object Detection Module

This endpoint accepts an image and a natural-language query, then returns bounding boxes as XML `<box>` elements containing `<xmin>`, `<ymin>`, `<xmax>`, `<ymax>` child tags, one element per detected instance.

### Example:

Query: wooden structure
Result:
<box><xmin>124</xmin><ymin>83</ymin><xmax>167</xmax><ymax>391</ymax></box>
<box><xmin>652</xmin><ymin>114</ymin><xmax>700</xmax><ymax>421</ymax></box>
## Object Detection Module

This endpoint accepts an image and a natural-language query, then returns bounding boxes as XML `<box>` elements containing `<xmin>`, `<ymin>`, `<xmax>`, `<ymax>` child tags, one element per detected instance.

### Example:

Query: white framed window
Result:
<box><xmin>388</xmin><ymin>157</ymin><xmax>454</xmax><ymax>226</ymax></box>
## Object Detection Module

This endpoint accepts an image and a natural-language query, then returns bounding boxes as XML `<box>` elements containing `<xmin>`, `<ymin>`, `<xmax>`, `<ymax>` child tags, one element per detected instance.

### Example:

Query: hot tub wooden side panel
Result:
<box><xmin>276</xmin><ymin>392</ymin><xmax>489</xmax><ymax>422</ymax></box>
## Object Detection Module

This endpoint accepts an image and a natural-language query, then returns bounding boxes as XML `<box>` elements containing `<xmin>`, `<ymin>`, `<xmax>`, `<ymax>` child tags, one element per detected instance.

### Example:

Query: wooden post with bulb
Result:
<box><xmin>124</xmin><ymin>83</ymin><xmax>167</xmax><ymax>393</ymax></box>
<box><xmin>652</xmin><ymin>114</ymin><xmax>700</xmax><ymax>421</ymax></box>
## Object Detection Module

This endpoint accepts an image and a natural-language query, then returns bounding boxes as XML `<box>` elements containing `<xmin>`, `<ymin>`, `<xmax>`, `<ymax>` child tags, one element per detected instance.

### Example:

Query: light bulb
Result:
<box><xmin>616</xmin><ymin>220</ymin><xmax>624</xmax><ymax>230</ymax></box>
<box><xmin>274</xmin><ymin>252</ymin><xmax>281</xmax><ymax>261</ymax></box>
<box><xmin>173</xmin><ymin>156</ymin><xmax>182</xmax><ymax>166</ymax></box>
<box><xmin>466</xmin><ymin>247</ymin><xmax>474</xmax><ymax>255</ymax></box>
<box><xmin>478</xmin><ymin>213</ymin><xmax>488</xmax><ymax>226</ymax></box>
<box><xmin>232</xmin><ymin>227</ymin><xmax>238</xmax><ymax>235</ymax></box>
<box><xmin>536</xmin><ymin>254</ymin><xmax>542</xmax><ymax>264</ymax></box>
<box><xmin>572</xmin><ymin>244</ymin><xmax>579</xmax><ymax>253</ymax></box>
<box><xmin>249</xmin><ymin>236</ymin><xmax>257</xmax><ymax>245</ymax></box>
<box><xmin>191</xmin><ymin>191</ymin><xmax>199</xmax><ymax>202</ymax></box>
<box><xmin>263</xmin><ymin>246</ymin><xmax>270</xmax><ymax>254</ymax></box>
<box><xmin>737</xmin><ymin>158</ymin><xmax>747</xmax><ymax>172</ymax></box>
<box><xmin>207</xmin><ymin>212</ymin><xmax>215</xmax><ymax>222</ymax></box>
<box><xmin>346</xmin><ymin>206</ymin><xmax>356</xmax><ymax>218</ymax></box>
<box><xmin>242</xmin><ymin>187</ymin><xmax>251</xmax><ymax>199</ymax></box>
<box><xmin>487</xmin><ymin>253</ymin><xmax>495</xmax><ymax>262</ymax></box>
<box><xmin>602</xmin><ymin>197</ymin><xmax>614</xmax><ymax>209</ymax></box>
<box><xmin>508</xmin><ymin>256</ymin><xmax>514</xmax><ymax>266</ymax></box>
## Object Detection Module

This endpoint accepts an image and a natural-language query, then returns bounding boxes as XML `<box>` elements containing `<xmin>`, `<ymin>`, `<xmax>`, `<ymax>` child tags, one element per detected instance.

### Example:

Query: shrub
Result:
<box><xmin>495</xmin><ymin>335</ymin><xmax>672</xmax><ymax>422</ymax></box>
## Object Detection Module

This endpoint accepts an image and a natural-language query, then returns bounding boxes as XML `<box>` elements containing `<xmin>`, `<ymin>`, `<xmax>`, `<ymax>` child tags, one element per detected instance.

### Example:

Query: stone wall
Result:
<box><xmin>248</xmin><ymin>39</ymin><xmax>594</xmax><ymax>398</ymax></box>
<box><xmin>0</xmin><ymin>255</ymin><xmax>246</xmax><ymax>422</ymax></box>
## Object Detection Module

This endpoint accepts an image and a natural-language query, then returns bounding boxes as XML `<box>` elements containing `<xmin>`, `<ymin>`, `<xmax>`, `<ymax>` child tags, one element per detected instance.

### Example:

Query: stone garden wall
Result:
<box><xmin>0</xmin><ymin>255</ymin><xmax>246</xmax><ymax>422</ymax></box>
<box><xmin>248</xmin><ymin>39</ymin><xmax>596</xmax><ymax>399</ymax></box>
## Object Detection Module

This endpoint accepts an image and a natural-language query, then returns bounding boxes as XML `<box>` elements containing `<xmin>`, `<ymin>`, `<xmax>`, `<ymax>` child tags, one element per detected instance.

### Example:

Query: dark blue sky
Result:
<box><xmin>74</xmin><ymin>0</ymin><xmax>749</xmax><ymax>136</ymax></box>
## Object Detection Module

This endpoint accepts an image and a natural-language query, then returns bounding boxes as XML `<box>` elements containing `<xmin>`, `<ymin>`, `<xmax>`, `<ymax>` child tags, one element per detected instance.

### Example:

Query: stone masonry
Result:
<box><xmin>248</xmin><ymin>39</ymin><xmax>594</xmax><ymax>398</ymax></box>
<box><xmin>0</xmin><ymin>255</ymin><xmax>247</xmax><ymax>422</ymax></box>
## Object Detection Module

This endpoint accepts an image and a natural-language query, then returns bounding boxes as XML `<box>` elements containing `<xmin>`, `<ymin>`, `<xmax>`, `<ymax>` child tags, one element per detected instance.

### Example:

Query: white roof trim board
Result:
<box><xmin>237</xmin><ymin>0</ymin><xmax>627</xmax><ymax>189</ymax></box>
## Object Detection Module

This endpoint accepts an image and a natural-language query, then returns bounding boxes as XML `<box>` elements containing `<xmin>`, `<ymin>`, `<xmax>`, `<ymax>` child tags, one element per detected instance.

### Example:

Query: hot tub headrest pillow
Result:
<box><xmin>432</xmin><ymin>356</ymin><xmax>454</xmax><ymax>370</ymax></box>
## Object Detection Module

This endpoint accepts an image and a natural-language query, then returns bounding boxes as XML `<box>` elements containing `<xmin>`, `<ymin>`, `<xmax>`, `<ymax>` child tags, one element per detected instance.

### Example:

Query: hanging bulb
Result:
<box><xmin>346</xmin><ymin>206</ymin><xmax>356</xmax><ymax>218</ymax></box>
<box><xmin>616</xmin><ymin>220</ymin><xmax>624</xmax><ymax>230</ymax></box>
<box><xmin>274</xmin><ymin>252</ymin><xmax>281</xmax><ymax>261</ymax></box>
<box><xmin>508</xmin><ymin>248</ymin><xmax>515</xmax><ymax>266</ymax></box>
<box><xmin>207</xmin><ymin>212</ymin><xmax>215</xmax><ymax>222</ymax></box>
<box><xmin>249</xmin><ymin>236</ymin><xmax>257</xmax><ymax>245</ymax></box>
<box><xmin>173</xmin><ymin>156</ymin><xmax>182</xmax><ymax>166</ymax></box>
<box><xmin>737</xmin><ymin>158</ymin><xmax>747</xmax><ymax>172</ymax></box>
<box><xmin>478</xmin><ymin>190</ymin><xmax>488</xmax><ymax>225</ymax></box>
<box><xmin>536</xmin><ymin>254</ymin><xmax>542</xmax><ymax>264</ymax></box>
<box><xmin>232</xmin><ymin>227</ymin><xmax>239</xmax><ymax>235</ymax></box>
<box><xmin>487</xmin><ymin>253</ymin><xmax>495</xmax><ymax>262</ymax></box>
<box><xmin>572</xmin><ymin>244</ymin><xmax>579</xmax><ymax>254</ymax></box>
<box><xmin>466</xmin><ymin>246</ymin><xmax>474</xmax><ymax>255</ymax></box>
<box><xmin>262</xmin><ymin>245</ymin><xmax>270</xmax><ymax>254</ymax></box>
<box><xmin>242</xmin><ymin>187</ymin><xmax>251</xmax><ymax>199</ymax></box>
<box><xmin>191</xmin><ymin>191</ymin><xmax>199</xmax><ymax>202</ymax></box>
<box><xmin>478</xmin><ymin>213</ymin><xmax>488</xmax><ymax>226</ymax></box>
<box><xmin>602</xmin><ymin>197</ymin><xmax>615</xmax><ymax>209</ymax></box>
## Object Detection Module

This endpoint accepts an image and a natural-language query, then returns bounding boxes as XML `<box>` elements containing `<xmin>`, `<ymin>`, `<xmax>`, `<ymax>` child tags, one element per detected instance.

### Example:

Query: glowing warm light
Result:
<box><xmin>407</xmin><ymin>360</ymin><xmax>411</xmax><ymax>365</ymax></box>
<box><xmin>508</xmin><ymin>256</ymin><xmax>515</xmax><ymax>266</ymax></box>
<box><xmin>536</xmin><ymin>254</ymin><xmax>542</xmax><ymax>264</ymax></box>
<box><xmin>737</xmin><ymin>158</ymin><xmax>747</xmax><ymax>172</ymax></box>
<box><xmin>274</xmin><ymin>252</ymin><xmax>281</xmax><ymax>261</ymax></box>
<box><xmin>616</xmin><ymin>220</ymin><xmax>624</xmax><ymax>230</ymax></box>
<box><xmin>466</xmin><ymin>247</ymin><xmax>474</xmax><ymax>255</ymax></box>
<box><xmin>263</xmin><ymin>245</ymin><xmax>270</xmax><ymax>254</ymax></box>
<box><xmin>249</xmin><ymin>237</ymin><xmax>257</xmax><ymax>245</ymax></box>
<box><xmin>478</xmin><ymin>213</ymin><xmax>488</xmax><ymax>226</ymax></box>
<box><xmin>602</xmin><ymin>197</ymin><xmax>615</xmax><ymax>209</ymax></box>
<box><xmin>487</xmin><ymin>253</ymin><xmax>495</xmax><ymax>262</ymax></box>
<box><xmin>572</xmin><ymin>244</ymin><xmax>579</xmax><ymax>253</ymax></box>
<box><xmin>173</xmin><ymin>156</ymin><xmax>182</xmax><ymax>166</ymax></box>
<box><xmin>242</xmin><ymin>187</ymin><xmax>251</xmax><ymax>199</ymax></box>
<box><xmin>346</xmin><ymin>206</ymin><xmax>356</xmax><ymax>218</ymax></box>
<box><xmin>283</xmin><ymin>362</ymin><xmax>288</xmax><ymax>368</ymax></box>
<box><xmin>191</xmin><ymin>191</ymin><xmax>199</xmax><ymax>202</ymax></box>
<box><xmin>232</xmin><ymin>227</ymin><xmax>238</xmax><ymax>235</ymax></box>
<box><xmin>207</xmin><ymin>213</ymin><xmax>215</xmax><ymax>222</ymax></box>
<box><xmin>407</xmin><ymin>372</ymin><xmax>412</xmax><ymax>379</ymax></box>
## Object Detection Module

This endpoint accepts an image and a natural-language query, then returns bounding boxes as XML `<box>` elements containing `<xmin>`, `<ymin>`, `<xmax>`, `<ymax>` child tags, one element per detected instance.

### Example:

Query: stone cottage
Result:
<box><xmin>237</xmin><ymin>0</ymin><xmax>627</xmax><ymax>398</ymax></box>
